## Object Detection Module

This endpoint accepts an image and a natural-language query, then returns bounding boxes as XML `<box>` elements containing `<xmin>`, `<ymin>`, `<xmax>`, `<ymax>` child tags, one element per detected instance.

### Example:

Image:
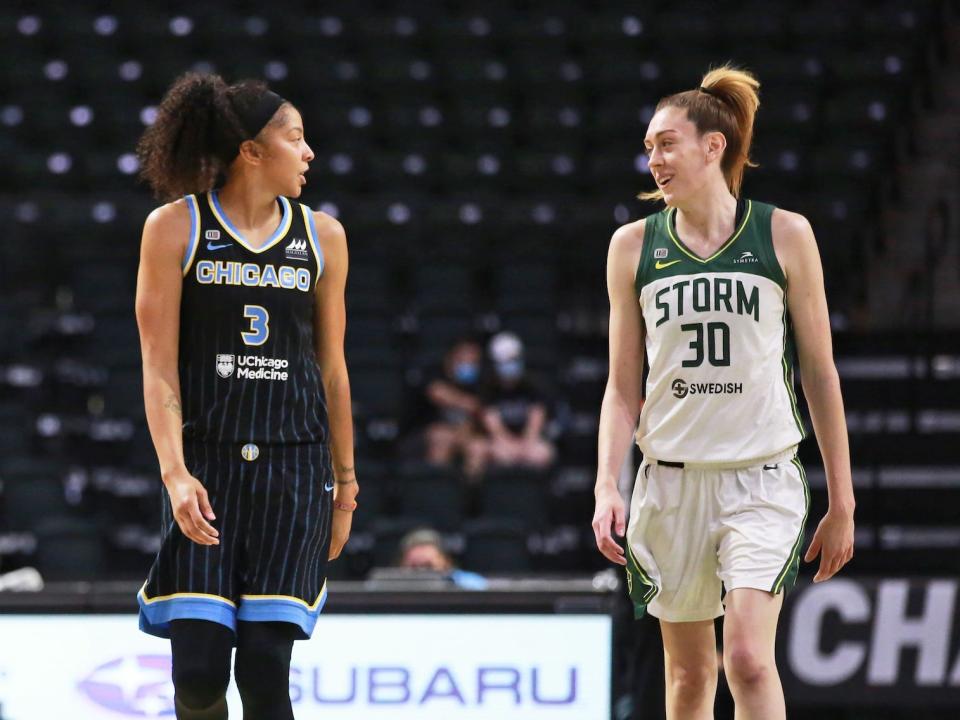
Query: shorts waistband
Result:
<box><xmin>648</xmin><ymin>446</ymin><xmax>798</xmax><ymax>471</ymax></box>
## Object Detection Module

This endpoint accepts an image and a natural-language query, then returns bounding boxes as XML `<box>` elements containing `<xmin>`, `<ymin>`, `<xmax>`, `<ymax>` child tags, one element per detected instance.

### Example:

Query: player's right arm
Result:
<box><xmin>135</xmin><ymin>201</ymin><xmax>219</xmax><ymax>546</ymax></box>
<box><xmin>593</xmin><ymin>220</ymin><xmax>646</xmax><ymax>566</ymax></box>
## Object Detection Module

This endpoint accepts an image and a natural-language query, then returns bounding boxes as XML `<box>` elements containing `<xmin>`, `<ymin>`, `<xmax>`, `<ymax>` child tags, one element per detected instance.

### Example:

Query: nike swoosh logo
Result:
<box><xmin>207</xmin><ymin>242</ymin><xmax>233</xmax><ymax>251</ymax></box>
<box><xmin>655</xmin><ymin>259</ymin><xmax>682</xmax><ymax>270</ymax></box>
<box><xmin>324</xmin><ymin>482</ymin><xmax>335</xmax><ymax>492</ymax></box>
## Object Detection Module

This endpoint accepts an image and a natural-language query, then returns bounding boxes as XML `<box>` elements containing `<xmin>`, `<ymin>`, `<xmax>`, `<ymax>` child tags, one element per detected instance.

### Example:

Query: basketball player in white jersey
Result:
<box><xmin>593</xmin><ymin>65</ymin><xmax>855</xmax><ymax>719</ymax></box>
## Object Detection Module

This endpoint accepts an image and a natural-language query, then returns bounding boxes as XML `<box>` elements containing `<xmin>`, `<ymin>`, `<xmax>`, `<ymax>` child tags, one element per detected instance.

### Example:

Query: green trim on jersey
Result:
<box><xmin>781</xmin><ymin>306</ymin><xmax>806</xmax><ymax>437</ymax></box>
<box><xmin>665</xmin><ymin>200</ymin><xmax>753</xmax><ymax>263</ymax></box>
<box><xmin>771</xmin><ymin>456</ymin><xmax>810</xmax><ymax>595</ymax></box>
<box><xmin>625</xmin><ymin>544</ymin><xmax>658</xmax><ymax>619</ymax></box>
<box><xmin>635</xmin><ymin>200</ymin><xmax>783</xmax><ymax>294</ymax></box>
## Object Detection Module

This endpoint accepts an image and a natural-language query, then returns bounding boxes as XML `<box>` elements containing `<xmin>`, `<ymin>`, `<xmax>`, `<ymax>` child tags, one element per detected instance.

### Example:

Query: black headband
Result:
<box><xmin>235</xmin><ymin>90</ymin><xmax>287</xmax><ymax>139</ymax></box>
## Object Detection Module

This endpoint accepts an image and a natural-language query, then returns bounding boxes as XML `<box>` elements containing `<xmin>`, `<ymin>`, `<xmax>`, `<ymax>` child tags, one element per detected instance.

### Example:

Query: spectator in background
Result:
<box><xmin>480</xmin><ymin>332</ymin><xmax>555</xmax><ymax>472</ymax></box>
<box><xmin>422</xmin><ymin>338</ymin><xmax>489</xmax><ymax>479</ymax></box>
<box><xmin>398</xmin><ymin>527</ymin><xmax>487</xmax><ymax>589</ymax></box>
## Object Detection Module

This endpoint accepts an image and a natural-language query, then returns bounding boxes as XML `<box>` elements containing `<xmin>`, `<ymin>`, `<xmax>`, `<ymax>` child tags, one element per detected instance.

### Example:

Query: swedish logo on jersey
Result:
<box><xmin>241</xmin><ymin>443</ymin><xmax>260</xmax><ymax>461</ymax></box>
<box><xmin>216</xmin><ymin>354</ymin><xmax>235</xmax><ymax>378</ymax></box>
<box><xmin>285</xmin><ymin>237</ymin><xmax>309</xmax><ymax>262</ymax></box>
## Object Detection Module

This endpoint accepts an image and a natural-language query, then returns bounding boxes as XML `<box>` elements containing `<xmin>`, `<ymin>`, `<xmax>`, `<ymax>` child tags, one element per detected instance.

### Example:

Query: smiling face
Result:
<box><xmin>643</xmin><ymin>105</ymin><xmax>726</xmax><ymax>207</ymax></box>
<box><xmin>246</xmin><ymin>105</ymin><xmax>314</xmax><ymax>198</ymax></box>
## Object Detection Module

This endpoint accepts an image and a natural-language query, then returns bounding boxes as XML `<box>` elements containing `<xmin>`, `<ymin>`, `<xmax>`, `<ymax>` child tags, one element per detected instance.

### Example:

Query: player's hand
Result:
<box><xmin>329</xmin><ymin>496</ymin><xmax>354</xmax><ymax>561</ymax></box>
<box><xmin>163</xmin><ymin>470</ymin><xmax>219</xmax><ymax>546</ymax></box>
<box><xmin>593</xmin><ymin>482</ymin><xmax>627</xmax><ymax>566</ymax></box>
<box><xmin>804</xmin><ymin>506</ymin><xmax>854</xmax><ymax>582</ymax></box>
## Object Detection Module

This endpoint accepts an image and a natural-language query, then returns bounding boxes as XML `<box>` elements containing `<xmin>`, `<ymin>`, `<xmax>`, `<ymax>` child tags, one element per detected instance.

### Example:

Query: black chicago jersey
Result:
<box><xmin>179</xmin><ymin>190</ymin><xmax>327</xmax><ymax>444</ymax></box>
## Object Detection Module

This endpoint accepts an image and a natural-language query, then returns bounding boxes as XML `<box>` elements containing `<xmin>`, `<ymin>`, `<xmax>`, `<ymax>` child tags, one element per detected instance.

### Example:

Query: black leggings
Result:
<box><xmin>169</xmin><ymin>619</ymin><xmax>299</xmax><ymax>720</ymax></box>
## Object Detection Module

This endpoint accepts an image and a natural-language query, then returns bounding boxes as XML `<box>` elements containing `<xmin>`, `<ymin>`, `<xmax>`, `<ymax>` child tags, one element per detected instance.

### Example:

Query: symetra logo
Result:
<box><xmin>77</xmin><ymin>655</ymin><xmax>173</xmax><ymax>716</ymax></box>
<box><xmin>285</xmin><ymin>238</ymin><xmax>310</xmax><ymax>261</ymax></box>
<box><xmin>734</xmin><ymin>250</ymin><xmax>758</xmax><ymax>264</ymax></box>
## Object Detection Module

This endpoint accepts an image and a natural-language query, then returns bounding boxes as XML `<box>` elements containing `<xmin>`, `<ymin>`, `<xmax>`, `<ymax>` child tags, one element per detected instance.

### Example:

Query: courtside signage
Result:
<box><xmin>0</xmin><ymin>614</ymin><xmax>611</xmax><ymax>718</ymax></box>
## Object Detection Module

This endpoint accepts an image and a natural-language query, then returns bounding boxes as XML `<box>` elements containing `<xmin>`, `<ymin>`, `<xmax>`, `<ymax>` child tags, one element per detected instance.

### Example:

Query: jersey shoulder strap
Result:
<box><xmin>297</xmin><ymin>202</ymin><xmax>325</xmax><ymax>281</ymax></box>
<box><xmin>635</xmin><ymin>208</ymin><xmax>669</xmax><ymax>295</ymax></box>
<box><xmin>739</xmin><ymin>200</ymin><xmax>785</xmax><ymax>288</ymax></box>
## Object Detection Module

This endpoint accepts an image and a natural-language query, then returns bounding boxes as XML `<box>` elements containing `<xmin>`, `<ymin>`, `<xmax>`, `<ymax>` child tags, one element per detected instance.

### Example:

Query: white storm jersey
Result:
<box><xmin>634</xmin><ymin>199</ymin><xmax>806</xmax><ymax>463</ymax></box>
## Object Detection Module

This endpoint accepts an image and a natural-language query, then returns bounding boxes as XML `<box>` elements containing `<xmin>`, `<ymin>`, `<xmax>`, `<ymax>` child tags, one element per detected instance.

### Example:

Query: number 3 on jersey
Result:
<box><xmin>241</xmin><ymin>305</ymin><xmax>269</xmax><ymax>346</ymax></box>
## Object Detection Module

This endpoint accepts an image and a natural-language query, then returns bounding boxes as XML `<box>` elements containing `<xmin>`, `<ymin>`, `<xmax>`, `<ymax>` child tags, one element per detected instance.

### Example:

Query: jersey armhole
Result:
<box><xmin>182</xmin><ymin>194</ymin><xmax>201</xmax><ymax>277</ymax></box>
<box><xmin>760</xmin><ymin>204</ymin><xmax>788</xmax><ymax>289</ymax></box>
<box><xmin>300</xmin><ymin>204</ymin><xmax>324</xmax><ymax>284</ymax></box>
<box><xmin>634</xmin><ymin>213</ymin><xmax>657</xmax><ymax>295</ymax></box>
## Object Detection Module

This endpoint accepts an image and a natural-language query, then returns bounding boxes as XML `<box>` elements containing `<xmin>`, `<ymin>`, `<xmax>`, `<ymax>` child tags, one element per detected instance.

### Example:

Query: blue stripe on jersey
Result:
<box><xmin>182</xmin><ymin>194</ymin><xmax>201</xmax><ymax>275</ymax></box>
<box><xmin>208</xmin><ymin>190</ymin><xmax>293</xmax><ymax>254</ymax></box>
<box><xmin>300</xmin><ymin>203</ymin><xmax>325</xmax><ymax>281</ymax></box>
<box><xmin>236</xmin><ymin>582</ymin><xmax>328</xmax><ymax>637</ymax></box>
<box><xmin>138</xmin><ymin>586</ymin><xmax>238</xmax><ymax>636</ymax></box>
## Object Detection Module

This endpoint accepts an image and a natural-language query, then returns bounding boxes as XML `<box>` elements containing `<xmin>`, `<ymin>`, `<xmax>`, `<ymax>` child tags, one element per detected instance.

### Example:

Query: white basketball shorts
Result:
<box><xmin>624</xmin><ymin>446</ymin><xmax>809</xmax><ymax>623</ymax></box>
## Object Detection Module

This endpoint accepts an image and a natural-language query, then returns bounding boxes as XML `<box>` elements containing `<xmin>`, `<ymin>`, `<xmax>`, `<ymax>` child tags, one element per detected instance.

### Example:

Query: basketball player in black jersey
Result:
<box><xmin>134</xmin><ymin>72</ymin><xmax>357</xmax><ymax>719</ymax></box>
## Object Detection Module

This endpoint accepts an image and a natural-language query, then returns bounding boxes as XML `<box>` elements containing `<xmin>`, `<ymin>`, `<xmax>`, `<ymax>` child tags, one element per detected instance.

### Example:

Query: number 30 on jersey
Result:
<box><xmin>241</xmin><ymin>305</ymin><xmax>270</xmax><ymax>346</ymax></box>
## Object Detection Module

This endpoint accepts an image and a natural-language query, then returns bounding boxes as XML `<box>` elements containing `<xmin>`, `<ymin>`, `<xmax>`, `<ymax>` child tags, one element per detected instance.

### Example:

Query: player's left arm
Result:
<box><xmin>312</xmin><ymin>211</ymin><xmax>357</xmax><ymax>559</ymax></box>
<box><xmin>773</xmin><ymin>208</ymin><xmax>855</xmax><ymax>583</ymax></box>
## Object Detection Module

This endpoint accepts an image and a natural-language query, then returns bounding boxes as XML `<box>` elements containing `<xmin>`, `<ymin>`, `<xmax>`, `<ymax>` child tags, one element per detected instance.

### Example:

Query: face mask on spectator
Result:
<box><xmin>495</xmin><ymin>359</ymin><xmax>524</xmax><ymax>381</ymax></box>
<box><xmin>453</xmin><ymin>361</ymin><xmax>480</xmax><ymax>385</ymax></box>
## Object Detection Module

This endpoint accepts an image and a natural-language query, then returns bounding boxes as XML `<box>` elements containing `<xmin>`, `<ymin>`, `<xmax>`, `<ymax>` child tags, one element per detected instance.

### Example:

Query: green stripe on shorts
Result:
<box><xmin>625</xmin><ymin>544</ymin><xmax>658</xmax><ymax>618</ymax></box>
<box><xmin>771</xmin><ymin>456</ymin><xmax>810</xmax><ymax>594</ymax></box>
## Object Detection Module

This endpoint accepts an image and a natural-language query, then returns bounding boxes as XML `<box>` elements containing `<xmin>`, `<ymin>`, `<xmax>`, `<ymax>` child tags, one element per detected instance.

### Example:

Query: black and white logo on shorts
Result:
<box><xmin>216</xmin><ymin>354</ymin><xmax>235</xmax><ymax>378</ymax></box>
<box><xmin>671</xmin><ymin>378</ymin><xmax>689</xmax><ymax>399</ymax></box>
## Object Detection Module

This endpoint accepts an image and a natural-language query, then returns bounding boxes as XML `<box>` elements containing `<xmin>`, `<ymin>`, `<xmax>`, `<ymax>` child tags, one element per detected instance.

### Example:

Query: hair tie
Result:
<box><xmin>699</xmin><ymin>85</ymin><xmax>722</xmax><ymax>100</ymax></box>
<box><xmin>235</xmin><ymin>90</ymin><xmax>287</xmax><ymax>140</ymax></box>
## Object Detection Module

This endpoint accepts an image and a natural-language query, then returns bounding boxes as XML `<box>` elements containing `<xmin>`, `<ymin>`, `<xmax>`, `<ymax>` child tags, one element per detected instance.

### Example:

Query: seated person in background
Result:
<box><xmin>480</xmin><ymin>331</ymin><xmax>556</xmax><ymax>471</ymax></box>
<box><xmin>398</xmin><ymin>528</ymin><xmax>487</xmax><ymax>590</ymax></box>
<box><xmin>422</xmin><ymin>338</ymin><xmax>489</xmax><ymax>479</ymax></box>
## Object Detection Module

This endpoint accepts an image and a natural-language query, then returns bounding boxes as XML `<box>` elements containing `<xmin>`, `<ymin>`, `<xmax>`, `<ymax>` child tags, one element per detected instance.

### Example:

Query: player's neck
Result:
<box><xmin>674</xmin><ymin>184</ymin><xmax>738</xmax><ymax>248</ymax></box>
<box><xmin>216</xmin><ymin>178</ymin><xmax>280</xmax><ymax>234</ymax></box>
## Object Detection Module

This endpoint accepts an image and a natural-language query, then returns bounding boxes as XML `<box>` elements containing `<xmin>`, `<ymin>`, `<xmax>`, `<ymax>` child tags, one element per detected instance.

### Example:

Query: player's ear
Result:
<box><xmin>704</xmin><ymin>131</ymin><xmax>726</xmax><ymax>162</ymax></box>
<box><xmin>237</xmin><ymin>138</ymin><xmax>264</xmax><ymax>165</ymax></box>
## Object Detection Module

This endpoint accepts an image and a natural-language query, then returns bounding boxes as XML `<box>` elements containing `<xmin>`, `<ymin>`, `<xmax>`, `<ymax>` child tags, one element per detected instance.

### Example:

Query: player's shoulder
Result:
<box><xmin>311</xmin><ymin>210</ymin><xmax>345</xmax><ymax>240</ymax></box>
<box><xmin>609</xmin><ymin>217</ymin><xmax>647</xmax><ymax>255</ymax></box>
<box><xmin>770</xmin><ymin>207</ymin><xmax>814</xmax><ymax>241</ymax></box>
<box><xmin>144</xmin><ymin>197</ymin><xmax>192</xmax><ymax>235</ymax></box>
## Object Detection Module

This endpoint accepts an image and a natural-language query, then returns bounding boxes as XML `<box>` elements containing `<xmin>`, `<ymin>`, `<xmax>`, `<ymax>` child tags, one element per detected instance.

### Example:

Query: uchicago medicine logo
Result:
<box><xmin>77</xmin><ymin>655</ymin><xmax>174</xmax><ymax>716</ymax></box>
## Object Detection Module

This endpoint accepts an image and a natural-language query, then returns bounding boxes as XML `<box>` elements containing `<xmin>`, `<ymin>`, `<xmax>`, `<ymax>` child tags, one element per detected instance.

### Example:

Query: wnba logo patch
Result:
<box><xmin>285</xmin><ymin>237</ymin><xmax>309</xmax><ymax>261</ymax></box>
<box><xmin>241</xmin><ymin>443</ymin><xmax>260</xmax><ymax>461</ymax></box>
<box><xmin>653</xmin><ymin>248</ymin><xmax>668</xmax><ymax>259</ymax></box>
<box><xmin>216</xmin><ymin>354</ymin><xmax>235</xmax><ymax>378</ymax></box>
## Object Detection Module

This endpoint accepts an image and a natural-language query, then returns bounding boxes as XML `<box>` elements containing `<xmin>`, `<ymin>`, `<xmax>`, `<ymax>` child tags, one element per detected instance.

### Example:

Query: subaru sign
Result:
<box><xmin>0</xmin><ymin>614</ymin><xmax>611</xmax><ymax>718</ymax></box>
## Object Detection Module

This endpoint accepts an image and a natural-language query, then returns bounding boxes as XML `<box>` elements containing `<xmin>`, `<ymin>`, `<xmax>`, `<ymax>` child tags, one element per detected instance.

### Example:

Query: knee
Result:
<box><xmin>235</xmin><ymin>652</ymin><xmax>285</xmax><ymax>692</ymax></box>
<box><xmin>665</xmin><ymin>658</ymin><xmax>716</xmax><ymax>697</ymax></box>
<box><xmin>235</xmin><ymin>641</ymin><xmax>292</xmax><ymax>696</ymax></box>
<box><xmin>723</xmin><ymin>642</ymin><xmax>774</xmax><ymax>688</ymax></box>
<box><xmin>173</xmin><ymin>664</ymin><xmax>230</xmax><ymax>710</ymax></box>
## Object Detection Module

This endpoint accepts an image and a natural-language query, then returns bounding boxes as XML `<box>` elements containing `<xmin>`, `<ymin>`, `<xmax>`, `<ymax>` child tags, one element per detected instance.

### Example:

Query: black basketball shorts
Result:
<box><xmin>138</xmin><ymin>440</ymin><xmax>333</xmax><ymax>640</ymax></box>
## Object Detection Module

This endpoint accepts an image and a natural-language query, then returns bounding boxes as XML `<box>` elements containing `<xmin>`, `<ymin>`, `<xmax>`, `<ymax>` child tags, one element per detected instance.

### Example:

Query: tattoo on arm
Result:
<box><xmin>164</xmin><ymin>394</ymin><xmax>182</xmax><ymax>418</ymax></box>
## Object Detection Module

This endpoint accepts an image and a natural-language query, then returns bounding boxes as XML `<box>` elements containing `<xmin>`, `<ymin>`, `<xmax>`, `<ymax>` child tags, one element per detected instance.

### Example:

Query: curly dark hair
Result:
<box><xmin>136</xmin><ymin>72</ymin><xmax>278</xmax><ymax>201</ymax></box>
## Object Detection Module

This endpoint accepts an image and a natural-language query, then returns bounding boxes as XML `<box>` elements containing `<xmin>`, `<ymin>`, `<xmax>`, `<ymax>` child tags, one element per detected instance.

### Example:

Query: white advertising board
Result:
<box><xmin>0</xmin><ymin>614</ymin><xmax>611</xmax><ymax>719</ymax></box>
